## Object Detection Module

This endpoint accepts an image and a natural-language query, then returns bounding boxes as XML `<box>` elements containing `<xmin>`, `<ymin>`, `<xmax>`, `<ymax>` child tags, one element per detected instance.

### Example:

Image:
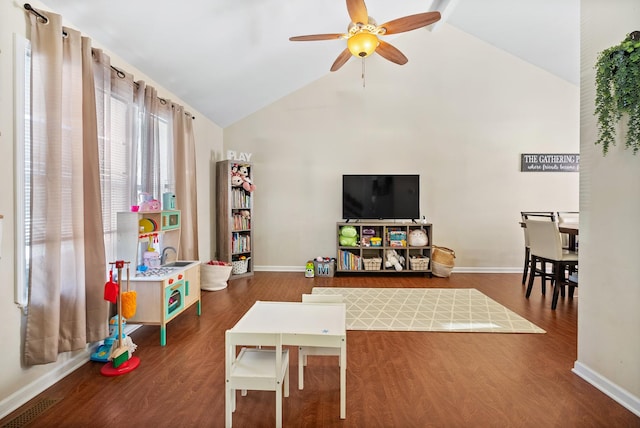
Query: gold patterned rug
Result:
<box><xmin>311</xmin><ymin>287</ymin><xmax>545</xmax><ymax>333</ymax></box>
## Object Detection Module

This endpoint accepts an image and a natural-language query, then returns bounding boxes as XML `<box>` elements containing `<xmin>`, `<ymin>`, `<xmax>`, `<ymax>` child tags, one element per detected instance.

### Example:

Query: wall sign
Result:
<box><xmin>520</xmin><ymin>153</ymin><xmax>579</xmax><ymax>172</ymax></box>
<box><xmin>226</xmin><ymin>150</ymin><xmax>253</xmax><ymax>162</ymax></box>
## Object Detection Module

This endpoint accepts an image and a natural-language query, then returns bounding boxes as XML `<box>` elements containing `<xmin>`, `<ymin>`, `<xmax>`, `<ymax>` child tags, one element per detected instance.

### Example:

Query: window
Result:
<box><xmin>16</xmin><ymin>39</ymin><xmax>173</xmax><ymax>307</ymax></box>
<box><xmin>14</xmin><ymin>33</ymin><xmax>30</xmax><ymax>308</ymax></box>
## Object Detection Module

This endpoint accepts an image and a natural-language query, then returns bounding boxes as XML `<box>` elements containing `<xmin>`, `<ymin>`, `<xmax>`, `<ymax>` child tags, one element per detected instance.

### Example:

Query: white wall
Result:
<box><xmin>574</xmin><ymin>0</ymin><xmax>640</xmax><ymax>415</ymax></box>
<box><xmin>0</xmin><ymin>0</ymin><xmax>223</xmax><ymax>417</ymax></box>
<box><xmin>224</xmin><ymin>24</ymin><xmax>580</xmax><ymax>270</ymax></box>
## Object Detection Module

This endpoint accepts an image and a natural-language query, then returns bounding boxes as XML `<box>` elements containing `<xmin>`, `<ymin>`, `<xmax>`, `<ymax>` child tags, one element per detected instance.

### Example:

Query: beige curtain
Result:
<box><xmin>25</xmin><ymin>11</ymin><xmax>107</xmax><ymax>365</ymax></box>
<box><xmin>82</xmin><ymin>40</ymin><xmax>109</xmax><ymax>343</ymax></box>
<box><xmin>172</xmin><ymin>105</ymin><xmax>199</xmax><ymax>259</ymax></box>
<box><xmin>92</xmin><ymin>51</ymin><xmax>137</xmax><ymax>266</ymax></box>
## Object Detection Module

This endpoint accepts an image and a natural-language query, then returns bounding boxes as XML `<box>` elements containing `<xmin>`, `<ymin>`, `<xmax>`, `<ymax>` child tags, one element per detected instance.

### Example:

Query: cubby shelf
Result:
<box><xmin>336</xmin><ymin>221</ymin><xmax>432</xmax><ymax>275</ymax></box>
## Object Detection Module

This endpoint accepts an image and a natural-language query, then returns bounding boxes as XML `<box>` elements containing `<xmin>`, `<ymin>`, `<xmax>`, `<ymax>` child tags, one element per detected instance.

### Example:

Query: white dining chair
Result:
<box><xmin>298</xmin><ymin>294</ymin><xmax>343</xmax><ymax>390</ymax></box>
<box><xmin>520</xmin><ymin>212</ymin><xmax>556</xmax><ymax>289</ymax></box>
<box><xmin>225</xmin><ymin>330</ymin><xmax>289</xmax><ymax>428</ymax></box>
<box><xmin>524</xmin><ymin>219</ymin><xmax>578</xmax><ymax>310</ymax></box>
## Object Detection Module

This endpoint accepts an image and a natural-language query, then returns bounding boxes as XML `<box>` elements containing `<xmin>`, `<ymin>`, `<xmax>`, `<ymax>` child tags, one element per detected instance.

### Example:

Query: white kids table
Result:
<box><xmin>228</xmin><ymin>300</ymin><xmax>347</xmax><ymax>419</ymax></box>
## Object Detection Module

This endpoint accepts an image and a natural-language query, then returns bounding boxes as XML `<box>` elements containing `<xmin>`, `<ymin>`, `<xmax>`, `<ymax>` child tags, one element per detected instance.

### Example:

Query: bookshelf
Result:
<box><xmin>216</xmin><ymin>160</ymin><xmax>254</xmax><ymax>278</ymax></box>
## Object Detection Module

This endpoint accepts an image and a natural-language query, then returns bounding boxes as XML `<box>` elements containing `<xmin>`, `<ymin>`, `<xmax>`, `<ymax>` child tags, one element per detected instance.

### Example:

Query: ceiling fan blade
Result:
<box><xmin>289</xmin><ymin>33</ymin><xmax>345</xmax><ymax>41</ymax></box>
<box><xmin>375</xmin><ymin>40</ymin><xmax>408</xmax><ymax>65</ymax></box>
<box><xmin>379</xmin><ymin>11</ymin><xmax>441</xmax><ymax>35</ymax></box>
<box><xmin>346</xmin><ymin>0</ymin><xmax>368</xmax><ymax>24</ymax></box>
<box><xmin>330</xmin><ymin>48</ymin><xmax>353</xmax><ymax>72</ymax></box>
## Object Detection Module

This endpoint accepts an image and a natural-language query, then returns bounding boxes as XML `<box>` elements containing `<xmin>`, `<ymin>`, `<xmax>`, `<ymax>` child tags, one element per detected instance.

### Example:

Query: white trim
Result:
<box><xmin>13</xmin><ymin>33</ymin><xmax>28</xmax><ymax>308</ymax></box>
<box><xmin>452</xmin><ymin>267</ymin><xmax>521</xmax><ymax>274</ymax></box>
<box><xmin>0</xmin><ymin>323</ymin><xmax>142</xmax><ymax>419</ymax></box>
<box><xmin>572</xmin><ymin>361</ymin><xmax>640</xmax><ymax>417</ymax></box>
<box><xmin>255</xmin><ymin>265</ymin><xmax>522</xmax><ymax>274</ymax></box>
<box><xmin>0</xmin><ymin>346</ymin><xmax>94</xmax><ymax>419</ymax></box>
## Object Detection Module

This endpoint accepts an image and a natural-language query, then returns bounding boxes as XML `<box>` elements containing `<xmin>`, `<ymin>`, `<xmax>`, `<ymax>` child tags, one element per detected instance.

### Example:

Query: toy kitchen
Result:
<box><xmin>116</xmin><ymin>197</ymin><xmax>201</xmax><ymax>346</ymax></box>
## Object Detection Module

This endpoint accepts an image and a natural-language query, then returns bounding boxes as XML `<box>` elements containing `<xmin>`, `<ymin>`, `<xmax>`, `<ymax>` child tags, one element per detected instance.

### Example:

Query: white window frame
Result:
<box><xmin>14</xmin><ymin>33</ymin><xmax>29</xmax><ymax>309</ymax></box>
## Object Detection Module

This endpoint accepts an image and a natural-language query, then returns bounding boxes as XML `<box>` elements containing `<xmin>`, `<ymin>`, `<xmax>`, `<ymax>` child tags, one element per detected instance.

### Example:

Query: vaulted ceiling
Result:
<box><xmin>41</xmin><ymin>0</ymin><xmax>579</xmax><ymax>128</ymax></box>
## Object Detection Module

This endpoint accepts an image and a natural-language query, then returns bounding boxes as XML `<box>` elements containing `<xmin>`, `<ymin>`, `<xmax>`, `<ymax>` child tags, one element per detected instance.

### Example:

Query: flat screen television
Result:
<box><xmin>342</xmin><ymin>174</ymin><xmax>420</xmax><ymax>220</ymax></box>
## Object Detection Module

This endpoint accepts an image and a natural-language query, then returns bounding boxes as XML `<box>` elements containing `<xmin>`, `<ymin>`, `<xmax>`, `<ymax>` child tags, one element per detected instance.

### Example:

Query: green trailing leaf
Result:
<box><xmin>594</xmin><ymin>34</ymin><xmax>640</xmax><ymax>155</ymax></box>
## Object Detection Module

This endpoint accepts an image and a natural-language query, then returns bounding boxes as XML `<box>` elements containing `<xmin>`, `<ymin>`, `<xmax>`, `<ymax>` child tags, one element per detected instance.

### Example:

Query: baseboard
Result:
<box><xmin>0</xmin><ymin>324</ymin><xmax>142</xmax><ymax>420</ymax></box>
<box><xmin>0</xmin><ymin>345</ymin><xmax>95</xmax><ymax>420</ymax></box>
<box><xmin>255</xmin><ymin>265</ymin><xmax>303</xmax><ymax>272</ymax></box>
<box><xmin>572</xmin><ymin>361</ymin><xmax>640</xmax><ymax>417</ymax></box>
<box><xmin>255</xmin><ymin>265</ymin><xmax>522</xmax><ymax>274</ymax></box>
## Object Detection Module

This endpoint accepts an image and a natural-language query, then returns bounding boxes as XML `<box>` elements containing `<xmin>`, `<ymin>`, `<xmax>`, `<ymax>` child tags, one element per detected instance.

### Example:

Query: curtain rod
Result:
<box><xmin>24</xmin><ymin>3</ymin><xmax>48</xmax><ymax>23</ymax></box>
<box><xmin>25</xmin><ymin>3</ymin><xmax>194</xmax><ymax>121</ymax></box>
<box><xmin>109</xmin><ymin>65</ymin><xmax>195</xmax><ymax>120</ymax></box>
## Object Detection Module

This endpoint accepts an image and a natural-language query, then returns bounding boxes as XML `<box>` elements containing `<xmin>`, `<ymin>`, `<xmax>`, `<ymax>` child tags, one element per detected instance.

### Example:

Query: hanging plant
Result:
<box><xmin>594</xmin><ymin>31</ymin><xmax>640</xmax><ymax>155</ymax></box>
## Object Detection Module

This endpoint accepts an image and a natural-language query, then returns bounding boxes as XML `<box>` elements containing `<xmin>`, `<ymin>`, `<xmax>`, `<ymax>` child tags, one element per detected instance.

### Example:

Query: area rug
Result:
<box><xmin>311</xmin><ymin>287</ymin><xmax>545</xmax><ymax>333</ymax></box>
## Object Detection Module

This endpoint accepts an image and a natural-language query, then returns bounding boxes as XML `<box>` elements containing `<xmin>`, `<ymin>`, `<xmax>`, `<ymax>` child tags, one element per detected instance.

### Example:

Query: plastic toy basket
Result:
<box><xmin>232</xmin><ymin>257</ymin><xmax>250</xmax><ymax>274</ymax></box>
<box><xmin>363</xmin><ymin>257</ymin><xmax>382</xmax><ymax>271</ymax></box>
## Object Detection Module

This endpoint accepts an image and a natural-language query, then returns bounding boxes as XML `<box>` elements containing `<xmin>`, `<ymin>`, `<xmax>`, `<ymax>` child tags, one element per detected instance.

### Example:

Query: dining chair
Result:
<box><xmin>298</xmin><ymin>294</ymin><xmax>343</xmax><ymax>390</ymax></box>
<box><xmin>225</xmin><ymin>330</ymin><xmax>290</xmax><ymax>428</ymax></box>
<box><xmin>520</xmin><ymin>212</ymin><xmax>556</xmax><ymax>289</ymax></box>
<box><xmin>557</xmin><ymin>211</ymin><xmax>579</xmax><ymax>249</ymax></box>
<box><xmin>524</xmin><ymin>219</ymin><xmax>578</xmax><ymax>309</ymax></box>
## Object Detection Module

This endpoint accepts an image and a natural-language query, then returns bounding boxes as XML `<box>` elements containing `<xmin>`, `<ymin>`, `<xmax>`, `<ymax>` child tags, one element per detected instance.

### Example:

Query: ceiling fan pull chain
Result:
<box><xmin>361</xmin><ymin>58</ymin><xmax>366</xmax><ymax>88</ymax></box>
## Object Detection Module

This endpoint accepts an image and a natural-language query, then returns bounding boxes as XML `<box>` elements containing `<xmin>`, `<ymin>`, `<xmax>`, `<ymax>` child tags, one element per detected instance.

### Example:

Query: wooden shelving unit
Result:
<box><xmin>216</xmin><ymin>160</ymin><xmax>254</xmax><ymax>279</ymax></box>
<box><xmin>336</xmin><ymin>221</ymin><xmax>432</xmax><ymax>275</ymax></box>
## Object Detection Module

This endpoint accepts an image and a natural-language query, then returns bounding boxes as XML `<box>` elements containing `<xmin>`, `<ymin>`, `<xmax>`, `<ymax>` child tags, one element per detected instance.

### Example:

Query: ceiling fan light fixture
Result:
<box><xmin>347</xmin><ymin>31</ymin><xmax>379</xmax><ymax>58</ymax></box>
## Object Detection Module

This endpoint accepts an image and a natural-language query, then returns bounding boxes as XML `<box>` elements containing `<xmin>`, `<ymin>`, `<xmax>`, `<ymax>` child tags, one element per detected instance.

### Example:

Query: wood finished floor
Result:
<box><xmin>2</xmin><ymin>272</ymin><xmax>638</xmax><ymax>428</ymax></box>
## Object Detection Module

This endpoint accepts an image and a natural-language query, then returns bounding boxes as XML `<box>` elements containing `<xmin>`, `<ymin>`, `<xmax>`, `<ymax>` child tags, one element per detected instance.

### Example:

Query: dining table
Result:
<box><xmin>559</xmin><ymin>222</ymin><xmax>579</xmax><ymax>251</ymax></box>
<box><xmin>228</xmin><ymin>300</ymin><xmax>347</xmax><ymax>419</ymax></box>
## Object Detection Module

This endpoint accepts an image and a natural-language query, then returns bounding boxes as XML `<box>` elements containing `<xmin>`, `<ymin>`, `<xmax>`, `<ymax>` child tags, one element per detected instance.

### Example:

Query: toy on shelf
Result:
<box><xmin>385</xmin><ymin>249</ymin><xmax>405</xmax><ymax>271</ymax></box>
<box><xmin>408</xmin><ymin>229</ymin><xmax>429</xmax><ymax>247</ymax></box>
<box><xmin>138</xmin><ymin>192</ymin><xmax>161</xmax><ymax>212</ymax></box>
<box><xmin>237</xmin><ymin>164</ymin><xmax>256</xmax><ymax>192</ymax></box>
<box><xmin>339</xmin><ymin>225</ymin><xmax>358</xmax><ymax>246</ymax></box>
<box><xmin>230</xmin><ymin>163</ymin><xmax>256</xmax><ymax>192</ymax></box>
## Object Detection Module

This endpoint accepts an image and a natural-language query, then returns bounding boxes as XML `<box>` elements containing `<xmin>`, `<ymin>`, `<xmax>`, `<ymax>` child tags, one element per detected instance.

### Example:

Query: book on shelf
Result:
<box><xmin>232</xmin><ymin>213</ymin><xmax>250</xmax><ymax>231</ymax></box>
<box><xmin>232</xmin><ymin>188</ymin><xmax>251</xmax><ymax>208</ymax></box>
<box><xmin>232</xmin><ymin>232</ymin><xmax>251</xmax><ymax>253</ymax></box>
<box><xmin>338</xmin><ymin>249</ymin><xmax>361</xmax><ymax>270</ymax></box>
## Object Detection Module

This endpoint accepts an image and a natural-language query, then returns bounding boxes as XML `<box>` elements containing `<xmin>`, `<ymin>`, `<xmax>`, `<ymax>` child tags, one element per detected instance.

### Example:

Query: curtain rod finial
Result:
<box><xmin>24</xmin><ymin>3</ymin><xmax>49</xmax><ymax>23</ymax></box>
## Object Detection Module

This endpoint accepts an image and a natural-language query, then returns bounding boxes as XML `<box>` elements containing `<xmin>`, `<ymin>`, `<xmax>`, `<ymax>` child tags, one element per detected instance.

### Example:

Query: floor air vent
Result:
<box><xmin>1</xmin><ymin>398</ymin><xmax>60</xmax><ymax>428</ymax></box>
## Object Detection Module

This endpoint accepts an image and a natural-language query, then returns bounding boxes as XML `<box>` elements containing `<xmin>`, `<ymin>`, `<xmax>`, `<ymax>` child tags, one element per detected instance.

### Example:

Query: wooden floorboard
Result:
<box><xmin>2</xmin><ymin>272</ymin><xmax>638</xmax><ymax>427</ymax></box>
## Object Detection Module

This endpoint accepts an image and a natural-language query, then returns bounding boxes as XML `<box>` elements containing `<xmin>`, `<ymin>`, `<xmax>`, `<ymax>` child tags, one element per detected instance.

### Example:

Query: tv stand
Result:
<box><xmin>336</xmin><ymin>221</ymin><xmax>432</xmax><ymax>275</ymax></box>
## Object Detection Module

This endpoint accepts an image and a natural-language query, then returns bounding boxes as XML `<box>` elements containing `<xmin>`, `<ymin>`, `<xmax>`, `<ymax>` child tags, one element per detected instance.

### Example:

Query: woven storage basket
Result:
<box><xmin>432</xmin><ymin>246</ymin><xmax>456</xmax><ymax>266</ymax></box>
<box><xmin>363</xmin><ymin>257</ymin><xmax>382</xmax><ymax>271</ymax></box>
<box><xmin>431</xmin><ymin>246</ymin><xmax>455</xmax><ymax>277</ymax></box>
<box><xmin>201</xmin><ymin>263</ymin><xmax>232</xmax><ymax>291</ymax></box>
<box><xmin>232</xmin><ymin>258</ymin><xmax>250</xmax><ymax>274</ymax></box>
<box><xmin>409</xmin><ymin>257</ymin><xmax>430</xmax><ymax>271</ymax></box>
<box><xmin>432</xmin><ymin>261</ymin><xmax>454</xmax><ymax>277</ymax></box>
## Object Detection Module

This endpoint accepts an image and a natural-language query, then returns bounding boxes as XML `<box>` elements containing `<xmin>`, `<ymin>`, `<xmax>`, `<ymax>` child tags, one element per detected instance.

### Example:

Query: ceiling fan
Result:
<box><xmin>289</xmin><ymin>0</ymin><xmax>441</xmax><ymax>72</ymax></box>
